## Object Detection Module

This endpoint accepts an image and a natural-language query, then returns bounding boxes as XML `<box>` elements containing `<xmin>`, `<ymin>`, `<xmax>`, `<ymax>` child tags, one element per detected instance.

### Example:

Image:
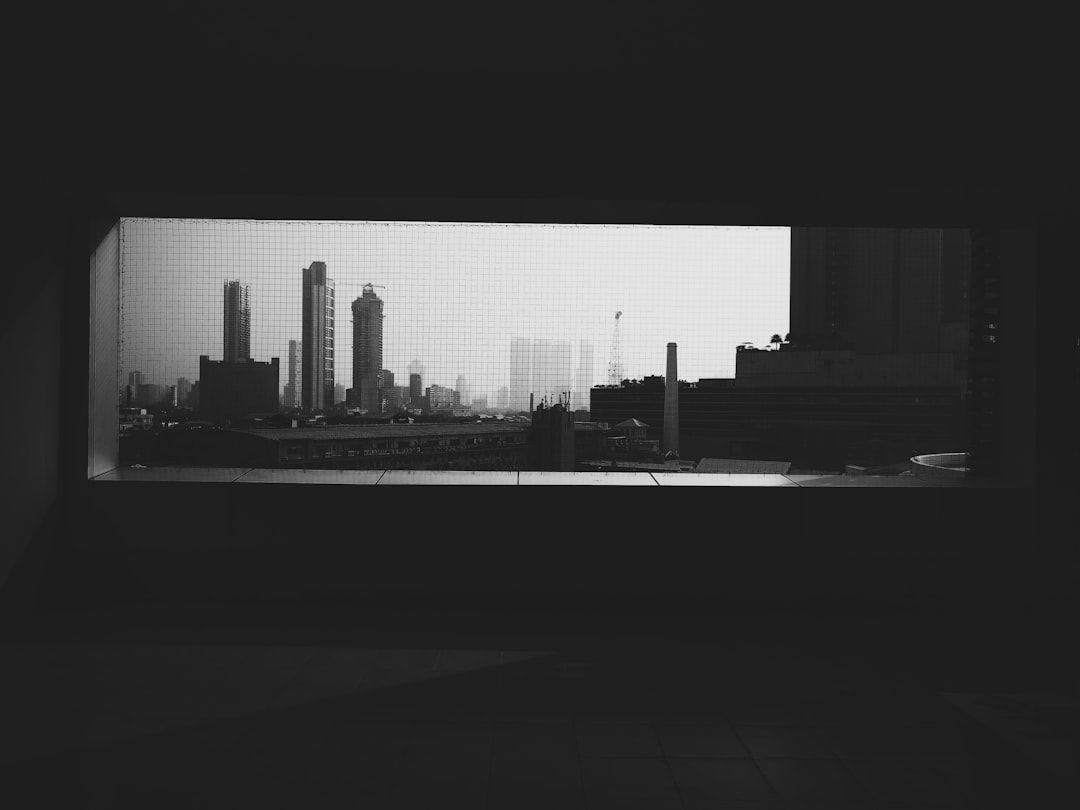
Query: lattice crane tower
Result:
<box><xmin>607</xmin><ymin>311</ymin><xmax>624</xmax><ymax>385</ymax></box>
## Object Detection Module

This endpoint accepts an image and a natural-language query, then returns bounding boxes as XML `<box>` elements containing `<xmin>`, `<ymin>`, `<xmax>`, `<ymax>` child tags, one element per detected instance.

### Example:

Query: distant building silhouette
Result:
<box><xmin>409</xmin><ymin>373</ymin><xmax>423</xmax><ymax>405</ymax></box>
<box><xmin>663</xmin><ymin>343</ymin><xmax>679</xmax><ymax>456</ymax></box>
<box><xmin>176</xmin><ymin>377</ymin><xmax>192</xmax><ymax>407</ymax></box>
<box><xmin>301</xmin><ymin>262</ymin><xmax>334</xmax><ymax>412</ymax></box>
<box><xmin>510</xmin><ymin>338</ymin><xmax>572</xmax><ymax>412</ymax></box>
<box><xmin>352</xmin><ymin>284</ymin><xmax>384</xmax><ymax>412</ymax></box>
<box><xmin>283</xmin><ymin>339</ymin><xmax>302</xmax><ymax>409</ymax></box>
<box><xmin>199</xmin><ymin>355</ymin><xmax>279</xmax><ymax>424</ymax></box>
<box><xmin>427</xmin><ymin>384</ymin><xmax>454</xmax><ymax>409</ymax></box>
<box><xmin>223</xmin><ymin>280</ymin><xmax>251</xmax><ymax>363</ymax></box>
<box><xmin>136</xmin><ymin>382</ymin><xmax>163</xmax><ymax>408</ymax></box>
<box><xmin>380</xmin><ymin>370</ymin><xmax>402</xmax><ymax>410</ymax></box>
<box><xmin>530</xmin><ymin>401</ymin><xmax>575</xmax><ymax>471</ymax></box>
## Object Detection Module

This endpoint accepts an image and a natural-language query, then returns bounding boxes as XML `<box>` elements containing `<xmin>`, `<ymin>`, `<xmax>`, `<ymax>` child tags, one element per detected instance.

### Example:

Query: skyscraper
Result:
<box><xmin>509</xmin><ymin>339</ymin><xmax>532</xmax><ymax>412</ymax></box>
<box><xmin>351</xmin><ymin>284</ymin><xmax>384</xmax><ymax>412</ymax></box>
<box><xmin>455</xmin><ymin>375</ymin><xmax>468</xmax><ymax>406</ymax></box>
<box><xmin>302</xmin><ymin>261</ymin><xmax>334</xmax><ymax>412</ymax></box>
<box><xmin>408</xmin><ymin>360</ymin><xmax>424</xmax><ymax>405</ymax></box>
<box><xmin>284</xmin><ymin>339</ymin><xmax>302</xmax><ymax>409</ymax></box>
<box><xmin>510</xmin><ymin>338</ymin><xmax>573</xmax><ymax>412</ymax></box>
<box><xmin>223</xmin><ymin>280</ymin><xmax>251</xmax><ymax>363</ymax></box>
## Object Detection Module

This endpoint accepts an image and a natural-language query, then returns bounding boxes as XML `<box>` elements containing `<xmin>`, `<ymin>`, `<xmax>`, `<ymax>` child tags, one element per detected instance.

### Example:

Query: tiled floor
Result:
<box><xmin>1</xmin><ymin>609</ymin><xmax>1073</xmax><ymax>809</ymax></box>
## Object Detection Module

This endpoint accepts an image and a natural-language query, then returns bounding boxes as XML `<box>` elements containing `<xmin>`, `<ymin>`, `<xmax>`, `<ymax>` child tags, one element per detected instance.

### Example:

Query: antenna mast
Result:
<box><xmin>607</xmin><ymin>311</ymin><xmax>624</xmax><ymax>385</ymax></box>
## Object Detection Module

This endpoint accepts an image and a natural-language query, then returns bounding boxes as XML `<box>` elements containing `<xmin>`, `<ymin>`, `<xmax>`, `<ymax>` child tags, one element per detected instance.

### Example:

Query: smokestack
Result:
<box><xmin>663</xmin><ymin>342</ymin><xmax>679</xmax><ymax>456</ymax></box>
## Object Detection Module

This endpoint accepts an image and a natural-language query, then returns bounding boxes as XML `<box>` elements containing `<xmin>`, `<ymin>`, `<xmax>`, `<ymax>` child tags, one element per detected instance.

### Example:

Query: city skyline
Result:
<box><xmin>118</xmin><ymin>219</ymin><xmax>791</xmax><ymax>404</ymax></box>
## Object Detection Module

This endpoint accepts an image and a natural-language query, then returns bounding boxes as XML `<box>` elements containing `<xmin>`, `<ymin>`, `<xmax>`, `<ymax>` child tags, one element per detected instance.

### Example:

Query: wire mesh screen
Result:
<box><xmin>107</xmin><ymin>219</ymin><xmax>979</xmax><ymax>475</ymax></box>
<box><xmin>116</xmin><ymin>218</ymin><xmax>790</xmax><ymax>470</ymax></box>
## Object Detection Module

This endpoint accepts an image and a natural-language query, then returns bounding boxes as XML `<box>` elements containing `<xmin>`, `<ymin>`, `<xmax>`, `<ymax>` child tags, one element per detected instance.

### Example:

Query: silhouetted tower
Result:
<box><xmin>352</xmin><ymin>283</ymin><xmax>384</xmax><ymax>413</ymax></box>
<box><xmin>663</xmin><ymin>342</ymin><xmax>679</xmax><ymax>457</ymax></box>
<box><xmin>608</xmin><ymin>311</ymin><xmax>624</xmax><ymax>385</ymax></box>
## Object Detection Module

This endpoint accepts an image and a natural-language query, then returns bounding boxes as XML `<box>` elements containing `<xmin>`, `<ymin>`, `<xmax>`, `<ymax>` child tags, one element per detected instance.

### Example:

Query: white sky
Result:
<box><xmin>119</xmin><ymin>219</ymin><xmax>790</xmax><ymax>402</ymax></box>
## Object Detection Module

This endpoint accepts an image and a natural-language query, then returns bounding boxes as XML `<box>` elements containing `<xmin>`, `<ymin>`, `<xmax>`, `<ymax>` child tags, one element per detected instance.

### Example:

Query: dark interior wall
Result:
<box><xmin>0</xmin><ymin>201</ymin><xmax>67</xmax><ymax>621</ymax></box>
<box><xmin>7</xmin><ymin>6</ymin><xmax>1072</xmax><ymax>627</ymax></box>
<box><xmin>22</xmin><ymin>191</ymin><xmax>1055</xmax><ymax>628</ymax></box>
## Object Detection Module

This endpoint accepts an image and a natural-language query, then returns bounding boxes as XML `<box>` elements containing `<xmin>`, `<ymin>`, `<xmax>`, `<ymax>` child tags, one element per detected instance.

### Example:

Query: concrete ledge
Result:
<box><xmin>89</xmin><ymin>467</ymin><xmax>1001</xmax><ymax>486</ymax></box>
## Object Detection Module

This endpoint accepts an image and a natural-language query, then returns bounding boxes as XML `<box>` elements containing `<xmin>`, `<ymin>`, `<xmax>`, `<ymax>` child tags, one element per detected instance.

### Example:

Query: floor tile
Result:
<box><xmin>753</xmin><ymin>758</ymin><xmax>872</xmax><ymax>802</ymax></box>
<box><xmin>580</xmin><ymin>757</ymin><xmax>679</xmax><ymax>801</ymax></box>
<box><xmin>682</xmin><ymin>802</ymin><xmax>783</xmax><ymax>810</ymax></box>
<box><xmin>490</xmin><ymin>754</ymin><xmax>582</xmax><ymax>784</ymax></box>
<box><xmin>489</xmin><ymin>757</ymin><xmax>588</xmax><ymax>809</ymax></box>
<box><xmin>494</xmin><ymin>720</ymin><xmax>580</xmax><ymax>759</ymax></box>
<box><xmin>840</xmin><ymin>757</ymin><xmax>962</xmax><ymax>803</ymax></box>
<box><xmin>586</xmin><ymin>798</ymin><xmax>686</xmax><ymax>810</ymax></box>
<box><xmin>576</xmin><ymin>722</ymin><xmax>664</xmax><ymax>757</ymax></box>
<box><xmin>668</xmin><ymin>757</ymin><xmax>775</xmax><ymax>802</ymax></box>
<box><xmin>655</xmin><ymin>723</ymin><xmax>747</xmax><ymax>757</ymax></box>
<box><xmin>400</xmin><ymin>720</ymin><xmax>493</xmax><ymax>759</ymax></box>
<box><xmin>489</xmin><ymin>785</ymin><xmax>586</xmax><ymax>810</ymax></box>
<box><xmin>816</xmin><ymin>724</ymin><xmax>976</xmax><ymax>759</ymax></box>
<box><xmin>736</xmin><ymin>726</ymin><xmax>834</xmax><ymax>758</ymax></box>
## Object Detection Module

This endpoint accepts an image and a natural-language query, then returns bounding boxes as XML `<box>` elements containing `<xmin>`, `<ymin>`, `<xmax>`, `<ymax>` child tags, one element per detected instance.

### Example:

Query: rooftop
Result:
<box><xmin>233</xmin><ymin>423</ymin><xmax>530</xmax><ymax>442</ymax></box>
<box><xmin>697</xmin><ymin>458</ymin><xmax>793</xmax><ymax>474</ymax></box>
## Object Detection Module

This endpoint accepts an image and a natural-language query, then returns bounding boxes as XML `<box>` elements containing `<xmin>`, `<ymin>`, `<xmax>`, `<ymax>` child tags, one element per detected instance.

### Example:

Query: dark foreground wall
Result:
<box><xmin>2</xmin><ymin>189</ymin><xmax>1069</xmax><ymax>648</ymax></box>
<box><xmin>45</xmin><ymin>480</ymin><xmax>1060</xmax><ymax>618</ymax></box>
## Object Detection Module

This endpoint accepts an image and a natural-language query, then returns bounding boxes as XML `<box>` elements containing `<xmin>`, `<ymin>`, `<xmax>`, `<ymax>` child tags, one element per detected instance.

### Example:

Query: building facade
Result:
<box><xmin>223</xmin><ymin>280</ymin><xmax>251</xmax><ymax>363</ymax></box>
<box><xmin>351</xmin><ymin>284</ymin><xmax>384</xmax><ymax>412</ymax></box>
<box><xmin>590</xmin><ymin>382</ymin><xmax>965</xmax><ymax>472</ymax></box>
<box><xmin>199</xmin><ymin>355</ymin><xmax>280</xmax><ymax>424</ymax></box>
<box><xmin>283</xmin><ymin>339</ymin><xmax>302</xmax><ymax>409</ymax></box>
<box><xmin>301</xmin><ymin>261</ymin><xmax>334</xmax><ymax>412</ymax></box>
<box><xmin>166</xmin><ymin>423</ymin><xmax>533</xmax><ymax>471</ymax></box>
<box><xmin>427</xmin><ymin>384</ymin><xmax>455</xmax><ymax>409</ymax></box>
<box><xmin>788</xmin><ymin>227</ymin><xmax>969</xmax><ymax>355</ymax></box>
<box><xmin>509</xmin><ymin>338</ymin><xmax>573</xmax><ymax>412</ymax></box>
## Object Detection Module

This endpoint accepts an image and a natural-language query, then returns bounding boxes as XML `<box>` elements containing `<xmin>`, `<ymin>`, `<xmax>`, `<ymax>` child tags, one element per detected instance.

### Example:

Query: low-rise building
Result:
<box><xmin>155</xmin><ymin>422</ymin><xmax>533</xmax><ymax>470</ymax></box>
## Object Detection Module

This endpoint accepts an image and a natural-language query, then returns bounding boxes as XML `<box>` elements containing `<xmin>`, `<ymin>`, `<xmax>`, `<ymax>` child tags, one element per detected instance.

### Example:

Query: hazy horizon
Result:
<box><xmin>118</xmin><ymin>219</ymin><xmax>791</xmax><ymax>405</ymax></box>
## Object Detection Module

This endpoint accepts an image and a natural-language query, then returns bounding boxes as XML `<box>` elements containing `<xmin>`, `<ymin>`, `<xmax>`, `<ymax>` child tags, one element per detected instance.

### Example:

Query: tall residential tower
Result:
<box><xmin>284</xmin><ymin>339</ymin><xmax>302</xmax><ymax>409</ymax></box>
<box><xmin>351</xmin><ymin>284</ymin><xmax>384</xmax><ymax>412</ymax></box>
<box><xmin>223</xmin><ymin>280</ymin><xmax>250</xmax><ymax>363</ymax></box>
<box><xmin>301</xmin><ymin>261</ymin><xmax>334</xmax><ymax>412</ymax></box>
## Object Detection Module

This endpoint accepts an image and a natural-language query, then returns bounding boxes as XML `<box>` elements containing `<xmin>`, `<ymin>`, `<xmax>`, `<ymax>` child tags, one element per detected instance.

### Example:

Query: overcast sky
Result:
<box><xmin>119</xmin><ymin>219</ymin><xmax>790</xmax><ymax>401</ymax></box>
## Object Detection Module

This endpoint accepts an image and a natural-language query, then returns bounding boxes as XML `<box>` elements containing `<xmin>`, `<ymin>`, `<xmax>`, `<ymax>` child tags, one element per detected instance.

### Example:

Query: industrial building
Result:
<box><xmin>155</xmin><ymin>422</ymin><xmax>532</xmax><ymax>470</ymax></box>
<box><xmin>198</xmin><ymin>355</ymin><xmax>280</xmax><ymax>424</ymax></box>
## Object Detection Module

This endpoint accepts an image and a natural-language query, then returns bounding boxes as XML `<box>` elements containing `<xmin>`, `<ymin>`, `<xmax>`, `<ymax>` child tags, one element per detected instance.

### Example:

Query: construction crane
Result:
<box><xmin>607</xmin><ymin>311</ymin><xmax>624</xmax><ymax>385</ymax></box>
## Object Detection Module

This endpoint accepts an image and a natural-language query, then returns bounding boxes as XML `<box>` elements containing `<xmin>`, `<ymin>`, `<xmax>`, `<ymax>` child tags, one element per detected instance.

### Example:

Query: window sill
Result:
<box><xmin>87</xmin><ymin>467</ymin><xmax>1002</xmax><ymax>486</ymax></box>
